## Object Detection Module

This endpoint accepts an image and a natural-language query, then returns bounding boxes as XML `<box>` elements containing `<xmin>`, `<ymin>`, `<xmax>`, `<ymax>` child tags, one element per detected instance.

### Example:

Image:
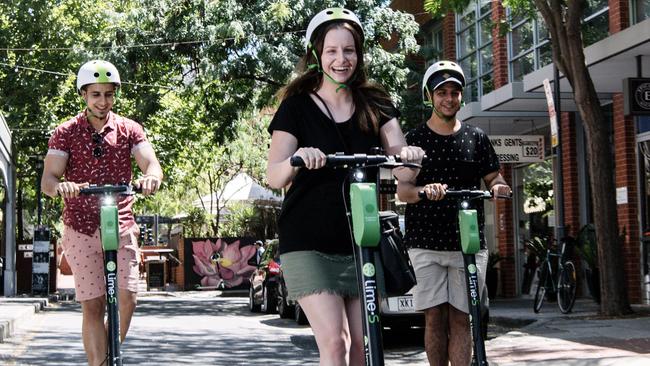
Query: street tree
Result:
<box><xmin>1</xmin><ymin>1</ymin><xmax>419</xmax><ymax>241</ymax></box>
<box><xmin>424</xmin><ymin>0</ymin><xmax>631</xmax><ymax>315</ymax></box>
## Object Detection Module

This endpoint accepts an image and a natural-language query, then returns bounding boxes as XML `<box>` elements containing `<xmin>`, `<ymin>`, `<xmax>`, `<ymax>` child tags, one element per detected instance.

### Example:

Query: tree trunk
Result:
<box><xmin>572</xmin><ymin>64</ymin><xmax>632</xmax><ymax>316</ymax></box>
<box><xmin>533</xmin><ymin>0</ymin><xmax>633</xmax><ymax>316</ymax></box>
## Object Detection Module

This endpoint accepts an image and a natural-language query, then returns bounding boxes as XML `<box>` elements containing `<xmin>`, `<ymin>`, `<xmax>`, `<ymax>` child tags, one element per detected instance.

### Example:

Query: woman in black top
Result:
<box><xmin>266</xmin><ymin>7</ymin><xmax>423</xmax><ymax>365</ymax></box>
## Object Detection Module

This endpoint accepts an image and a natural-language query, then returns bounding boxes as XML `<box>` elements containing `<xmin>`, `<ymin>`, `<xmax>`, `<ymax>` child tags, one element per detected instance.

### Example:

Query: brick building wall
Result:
<box><xmin>609</xmin><ymin>0</ymin><xmax>641</xmax><ymax>303</ymax></box>
<box><xmin>609</xmin><ymin>0</ymin><xmax>630</xmax><ymax>33</ymax></box>
<box><xmin>490</xmin><ymin>1</ymin><xmax>517</xmax><ymax>297</ymax></box>
<box><xmin>442</xmin><ymin>14</ymin><xmax>456</xmax><ymax>60</ymax></box>
<box><xmin>491</xmin><ymin>2</ymin><xmax>508</xmax><ymax>90</ymax></box>
<box><xmin>496</xmin><ymin>166</ymin><xmax>516</xmax><ymax>297</ymax></box>
<box><xmin>561</xmin><ymin>112</ymin><xmax>580</xmax><ymax>238</ymax></box>
<box><xmin>613</xmin><ymin>94</ymin><xmax>642</xmax><ymax>303</ymax></box>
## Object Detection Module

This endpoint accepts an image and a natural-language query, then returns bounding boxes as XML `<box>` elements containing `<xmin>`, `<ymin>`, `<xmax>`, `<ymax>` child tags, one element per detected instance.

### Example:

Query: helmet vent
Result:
<box><xmin>326</xmin><ymin>10</ymin><xmax>333</xmax><ymax>15</ymax></box>
<box><xmin>93</xmin><ymin>72</ymin><xmax>100</xmax><ymax>77</ymax></box>
<box><xmin>106</xmin><ymin>72</ymin><xmax>112</xmax><ymax>77</ymax></box>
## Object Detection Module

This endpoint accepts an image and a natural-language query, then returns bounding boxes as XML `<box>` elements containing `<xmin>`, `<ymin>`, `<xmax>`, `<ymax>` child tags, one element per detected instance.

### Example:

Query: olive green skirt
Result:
<box><xmin>280</xmin><ymin>250</ymin><xmax>385</xmax><ymax>301</ymax></box>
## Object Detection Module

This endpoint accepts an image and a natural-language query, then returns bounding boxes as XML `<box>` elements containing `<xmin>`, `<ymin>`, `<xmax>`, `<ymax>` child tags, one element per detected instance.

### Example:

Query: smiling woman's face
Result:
<box><xmin>320</xmin><ymin>26</ymin><xmax>358</xmax><ymax>85</ymax></box>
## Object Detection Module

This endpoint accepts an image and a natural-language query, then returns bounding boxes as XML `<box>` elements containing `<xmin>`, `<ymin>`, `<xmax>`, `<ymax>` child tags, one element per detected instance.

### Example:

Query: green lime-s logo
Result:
<box><xmin>106</xmin><ymin>261</ymin><xmax>116</xmax><ymax>272</ymax></box>
<box><xmin>363</xmin><ymin>263</ymin><xmax>375</xmax><ymax>277</ymax></box>
<box><xmin>468</xmin><ymin>264</ymin><xmax>477</xmax><ymax>274</ymax></box>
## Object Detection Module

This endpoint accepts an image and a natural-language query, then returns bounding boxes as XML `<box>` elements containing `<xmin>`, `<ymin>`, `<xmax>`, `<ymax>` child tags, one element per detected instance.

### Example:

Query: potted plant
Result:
<box><xmin>575</xmin><ymin>224</ymin><xmax>600</xmax><ymax>303</ymax></box>
<box><xmin>486</xmin><ymin>252</ymin><xmax>506</xmax><ymax>299</ymax></box>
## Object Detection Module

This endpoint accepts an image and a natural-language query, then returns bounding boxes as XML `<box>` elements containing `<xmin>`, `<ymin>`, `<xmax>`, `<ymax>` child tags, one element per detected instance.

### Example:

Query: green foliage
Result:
<box><xmin>522</xmin><ymin>160</ymin><xmax>554</xmax><ymax>214</ymax></box>
<box><xmin>183</xmin><ymin>207</ymin><xmax>210</xmax><ymax>238</ymax></box>
<box><xmin>1</xmin><ymin>1</ymin><xmax>418</xmax><ymax>235</ymax></box>
<box><xmin>220</xmin><ymin>202</ymin><xmax>280</xmax><ymax>239</ymax></box>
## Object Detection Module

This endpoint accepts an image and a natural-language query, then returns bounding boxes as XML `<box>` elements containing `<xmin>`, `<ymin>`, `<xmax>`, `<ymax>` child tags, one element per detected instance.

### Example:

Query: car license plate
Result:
<box><xmin>398</xmin><ymin>296</ymin><xmax>414</xmax><ymax>311</ymax></box>
<box><xmin>388</xmin><ymin>296</ymin><xmax>414</xmax><ymax>312</ymax></box>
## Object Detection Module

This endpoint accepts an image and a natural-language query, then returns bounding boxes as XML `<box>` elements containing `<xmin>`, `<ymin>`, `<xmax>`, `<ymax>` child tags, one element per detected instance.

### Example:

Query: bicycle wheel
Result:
<box><xmin>557</xmin><ymin>261</ymin><xmax>577</xmax><ymax>313</ymax></box>
<box><xmin>533</xmin><ymin>265</ymin><xmax>548</xmax><ymax>313</ymax></box>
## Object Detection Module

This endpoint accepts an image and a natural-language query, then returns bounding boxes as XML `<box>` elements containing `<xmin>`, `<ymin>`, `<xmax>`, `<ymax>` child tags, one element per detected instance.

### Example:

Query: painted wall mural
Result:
<box><xmin>185</xmin><ymin>237</ymin><xmax>256</xmax><ymax>289</ymax></box>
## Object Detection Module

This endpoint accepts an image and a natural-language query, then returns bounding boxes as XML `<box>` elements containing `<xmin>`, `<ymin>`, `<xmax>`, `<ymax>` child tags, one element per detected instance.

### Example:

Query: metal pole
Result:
<box><xmin>36</xmin><ymin>158</ymin><xmax>43</xmax><ymax>226</ymax></box>
<box><xmin>554</xmin><ymin>64</ymin><xmax>566</xmax><ymax>245</ymax></box>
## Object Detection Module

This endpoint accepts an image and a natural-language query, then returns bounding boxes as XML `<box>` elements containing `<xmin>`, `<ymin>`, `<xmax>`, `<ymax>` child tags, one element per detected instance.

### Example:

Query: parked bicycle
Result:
<box><xmin>527</xmin><ymin>236</ymin><xmax>577</xmax><ymax>313</ymax></box>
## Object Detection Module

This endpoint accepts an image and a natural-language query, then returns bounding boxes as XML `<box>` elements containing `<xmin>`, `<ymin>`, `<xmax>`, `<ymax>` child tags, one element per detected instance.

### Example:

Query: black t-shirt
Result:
<box><xmin>404</xmin><ymin>122</ymin><xmax>500</xmax><ymax>251</ymax></box>
<box><xmin>268</xmin><ymin>93</ymin><xmax>397</xmax><ymax>255</ymax></box>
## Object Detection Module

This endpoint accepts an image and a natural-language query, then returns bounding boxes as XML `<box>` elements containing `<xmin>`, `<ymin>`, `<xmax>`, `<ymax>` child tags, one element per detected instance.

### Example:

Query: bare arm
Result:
<box><xmin>379</xmin><ymin>118</ymin><xmax>425</xmax><ymax>201</ymax></box>
<box><xmin>134</xmin><ymin>144</ymin><xmax>163</xmax><ymax>195</ymax></box>
<box><xmin>41</xmin><ymin>154</ymin><xmax>89</xmax><ymax>198</ymax></box>
<box><xmin>266</xmin><ymin>130</ymin><xmax>326</xmax><ymax>189</ymax></box>
<box><xmin>483</xmin><ymin>170</ymin><xmax>511</xmax><ymax>197</ymax></box>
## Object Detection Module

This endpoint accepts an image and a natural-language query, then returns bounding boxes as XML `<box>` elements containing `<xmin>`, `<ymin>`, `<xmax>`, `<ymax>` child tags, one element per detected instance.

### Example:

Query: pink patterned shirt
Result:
<box><xmin>47</xmin><ymin>111</ymin><xmax>149</xmax><ymax>236</ymax></box>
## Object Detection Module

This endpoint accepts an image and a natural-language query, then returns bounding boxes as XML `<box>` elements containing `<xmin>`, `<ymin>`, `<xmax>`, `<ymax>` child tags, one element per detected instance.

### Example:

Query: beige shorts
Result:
<box><xmin>408</xmin><ymin>248</ymin><xmax>488</xmax><ymax>313</ymax></box>
<box><xmin>61</xmin><ymin>225</ymin><xmax>140</xmax><ymax>302</ymax></box>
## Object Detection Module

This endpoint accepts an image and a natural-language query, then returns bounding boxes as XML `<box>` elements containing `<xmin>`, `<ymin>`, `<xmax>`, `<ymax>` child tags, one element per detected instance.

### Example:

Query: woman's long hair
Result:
<box><xmin>278</xmin><ymin>21</ymin><xmax>395</xmax><ymax>134</ymax></box>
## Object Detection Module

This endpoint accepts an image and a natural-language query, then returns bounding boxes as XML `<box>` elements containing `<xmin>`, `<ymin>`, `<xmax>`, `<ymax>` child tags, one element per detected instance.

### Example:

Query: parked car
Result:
<box><xmin>380</xmin><ymin>290</ymin><xmax>424</xmax><ymax>332</ymax></box>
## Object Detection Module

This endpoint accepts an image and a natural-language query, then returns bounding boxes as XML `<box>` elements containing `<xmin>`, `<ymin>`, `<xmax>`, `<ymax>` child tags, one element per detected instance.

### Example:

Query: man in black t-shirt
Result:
<box><xmin>397</xmin><ymin>61</ymin><xmax>510</xmax><ymax>366</ymax></box>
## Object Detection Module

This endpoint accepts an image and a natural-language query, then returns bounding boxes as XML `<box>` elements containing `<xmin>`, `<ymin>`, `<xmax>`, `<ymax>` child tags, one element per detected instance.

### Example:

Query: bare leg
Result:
<box><xmin>299</xmin><ymin>293</ymin><xmax>350</xmax><ymax>366</ymax></box>
<box><xmin>81</xmin><ymin>297</ymin><xmax>107</xmax><ymax>366</ymax></box>
<box><xmin>423</xmin><ymin>304</ymin><xmax>449</xmax><ymax>366</ymax></box>
<box><xmin>344</xmin><ymin>298</ymin><xmax>365</xmax><ymax>366</ymax></box>
<box><xmin>118</xmin><ymin>289</ymin><xmax>138</xmax><ymax>342</ymax></box>
<box><xmin>448</xmin><ymin>305</ymin><xmax>471</xmax><ymax>366</ymax></box>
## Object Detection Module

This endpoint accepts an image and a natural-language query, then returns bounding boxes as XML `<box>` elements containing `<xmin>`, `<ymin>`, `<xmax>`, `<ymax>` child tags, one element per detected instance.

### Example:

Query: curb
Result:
<box><xmin>0</xmin><ymin>298</ymin><xmax>48</xmax><ymax>343</ymax></box>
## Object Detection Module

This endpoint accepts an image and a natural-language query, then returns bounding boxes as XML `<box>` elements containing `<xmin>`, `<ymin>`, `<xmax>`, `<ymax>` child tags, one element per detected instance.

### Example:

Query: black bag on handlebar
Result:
<box><xmin>379</xmin><ymin>211</ymin><xmax>417</xmax><ymax>296</ymax></box>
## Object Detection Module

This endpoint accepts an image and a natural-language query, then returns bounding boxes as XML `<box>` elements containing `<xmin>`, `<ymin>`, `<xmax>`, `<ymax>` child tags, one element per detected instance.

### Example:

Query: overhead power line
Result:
<box><xmin>0</xmin><ymin>29</ymin><xmax>306</xmax><ymax>53</ymax></box>
<box><xmin>0</xmin><ymin>62</ymin><xmax>176</xmax><ymax>90</ymax></box>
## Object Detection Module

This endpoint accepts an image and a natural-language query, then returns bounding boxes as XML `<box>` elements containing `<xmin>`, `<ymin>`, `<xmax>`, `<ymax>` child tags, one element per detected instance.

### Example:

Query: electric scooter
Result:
<box><xmin>80</xmin><ymin>184</ymin><xmax>140</xmax><ymax>366</ymax></box>
<box><xmin>291</xmin><ymin>152</ymin><xmax>419</xmax><ymax>366</ymax></box>
<box><xmin>418</xmin><ymin>189</ymin><xmax>510</xmax><ymax>366</ymax></box>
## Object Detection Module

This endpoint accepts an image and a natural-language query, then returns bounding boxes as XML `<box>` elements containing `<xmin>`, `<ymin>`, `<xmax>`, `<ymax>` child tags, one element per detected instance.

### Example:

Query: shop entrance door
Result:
<box><xmin>513</xmin><ymin>159</ymin><xmax>554</xmax><ymax>296</ymax></box>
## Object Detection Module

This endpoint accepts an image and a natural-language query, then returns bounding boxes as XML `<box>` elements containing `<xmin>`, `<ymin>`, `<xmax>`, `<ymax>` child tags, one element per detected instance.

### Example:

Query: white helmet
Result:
<box><xmin>422</xmin><ymin>60</ymin><xmax>466</xmax><ymax>100</ymax></box>
<box><xmin>305</xmin><ymin>8</ymin><xmax>363</xmax><ymax>50</ymax></box>
<box><xmin>76</xmin><ymin>60</ymin><xmax>121</xmax><ymax>94</ymax></box>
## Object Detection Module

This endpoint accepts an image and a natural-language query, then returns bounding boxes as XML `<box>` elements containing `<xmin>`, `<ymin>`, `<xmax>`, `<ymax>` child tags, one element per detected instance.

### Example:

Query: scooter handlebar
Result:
<box><xmin>290</xmin><ymin>153</ymin><xmax>423</xmax><ymax>168</ymax></box>
<box><xmin>417</xmin><ymin>189</ymin><xmax>512</xmax><ymax>200</ymax></box>
<box><xmin>80</xmin><ymin>184</ymin><xmax>142</xmax><ymax>195</ymax></box>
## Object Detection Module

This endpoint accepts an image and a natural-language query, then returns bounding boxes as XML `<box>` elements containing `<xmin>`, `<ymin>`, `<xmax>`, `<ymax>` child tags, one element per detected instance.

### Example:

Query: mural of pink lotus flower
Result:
<box><xmin>192</xmin><ymin>238</ymin><xmax>257</xmax><ymax>288</ymax></box>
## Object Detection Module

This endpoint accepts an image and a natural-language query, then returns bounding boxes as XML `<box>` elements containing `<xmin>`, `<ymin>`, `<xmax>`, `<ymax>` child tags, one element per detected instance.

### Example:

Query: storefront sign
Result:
<box><xmin>543</xmin><ymin>79</ymin><xmax>558</xmax><ymax>147</ymax></box>
<box><xmin>624</xmin><ymin>78</ymin><xmax>650</xmax><ymax>116</ymax></box>
<box><xmin>489</xmin><ymin>135</ymin><xmax>545</xmax><ymax>163</ymax></box>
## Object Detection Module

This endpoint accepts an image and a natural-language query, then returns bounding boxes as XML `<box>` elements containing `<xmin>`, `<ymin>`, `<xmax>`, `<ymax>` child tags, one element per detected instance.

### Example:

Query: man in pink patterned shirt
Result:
<box><xmin>41</xmin><ymin>60</ymin><xmax>163</xmax><ymax>366</ymax></box>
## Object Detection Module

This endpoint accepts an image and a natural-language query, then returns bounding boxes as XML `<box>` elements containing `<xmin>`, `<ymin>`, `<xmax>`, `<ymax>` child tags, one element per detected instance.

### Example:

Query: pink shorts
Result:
<box><xmin>61</xmin><ymin>225</ymin><xmax>140</xmax><ymax>302</ymax></box>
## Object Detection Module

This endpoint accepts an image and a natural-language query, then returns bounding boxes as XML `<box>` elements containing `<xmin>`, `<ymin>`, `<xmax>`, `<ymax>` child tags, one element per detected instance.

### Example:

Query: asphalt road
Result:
<box><xmin>0</xmin><ymin>292</ymin><xmax>429</xmax><ymax>365</ymax></box>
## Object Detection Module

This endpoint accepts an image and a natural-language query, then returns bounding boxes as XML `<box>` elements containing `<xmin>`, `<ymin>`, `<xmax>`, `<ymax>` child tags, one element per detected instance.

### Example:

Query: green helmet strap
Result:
<box><xmin>308</xmin><ymin>44</ymin><xmax>348</xmax><ymax>93</ymax></box>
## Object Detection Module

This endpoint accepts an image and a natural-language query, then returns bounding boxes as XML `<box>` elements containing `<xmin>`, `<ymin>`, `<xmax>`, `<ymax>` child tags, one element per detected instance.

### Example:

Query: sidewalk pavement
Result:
<box><xmin>487</xmin><ymin>297</ymin><xmax>650</xmax><ymax>365</ymax></box>
<box><xmin>1</xmin><ymin>292</ymin><xmax>649</xmax><ymax>365</ymax></box>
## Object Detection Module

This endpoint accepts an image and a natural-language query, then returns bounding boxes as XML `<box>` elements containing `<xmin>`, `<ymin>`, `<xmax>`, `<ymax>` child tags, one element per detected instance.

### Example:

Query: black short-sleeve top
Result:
<box><xmin>404</xmin><ymin>122</ymin><xmax>500</xmax><ymax>251</ymax></box>
<box><xmin>268</xmin><ymin>93</ymin><xmax>398</xmax><ymax>255</ymax></box>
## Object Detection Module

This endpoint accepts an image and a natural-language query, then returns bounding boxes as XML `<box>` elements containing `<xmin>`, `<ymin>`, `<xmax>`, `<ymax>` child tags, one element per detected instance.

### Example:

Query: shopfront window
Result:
<box><xmin>508</xmin><ymin>15</ymin><xmax>552</xmax><ymax>81</ymax></box>
<box><xmin>582</xmin><ymin>0</ymin><xmax>609</xmax><ymax>46</ymax></box>
<box><xmin>515</xmin><ymin>158</ymin><xmax>554</xmax><ymax>295</ymax></box>
<box><xmin>507</xmin><ymin>2</ymin><xmax>608</xmax><ymax>81</ymax></box>
<box><xmin>632</xmin><ymin>0</ymin><xmax>650</xmax><ymax>24</ymax></box>
<box><xmin>421</xmin><ymin>21</ymin><xmax>444</xmax><ymax>67</ymax></box>
<box><xmin>456</xmin><ymin>0</ymin><xmax>493</xmax><ymax>103</ymax></box>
